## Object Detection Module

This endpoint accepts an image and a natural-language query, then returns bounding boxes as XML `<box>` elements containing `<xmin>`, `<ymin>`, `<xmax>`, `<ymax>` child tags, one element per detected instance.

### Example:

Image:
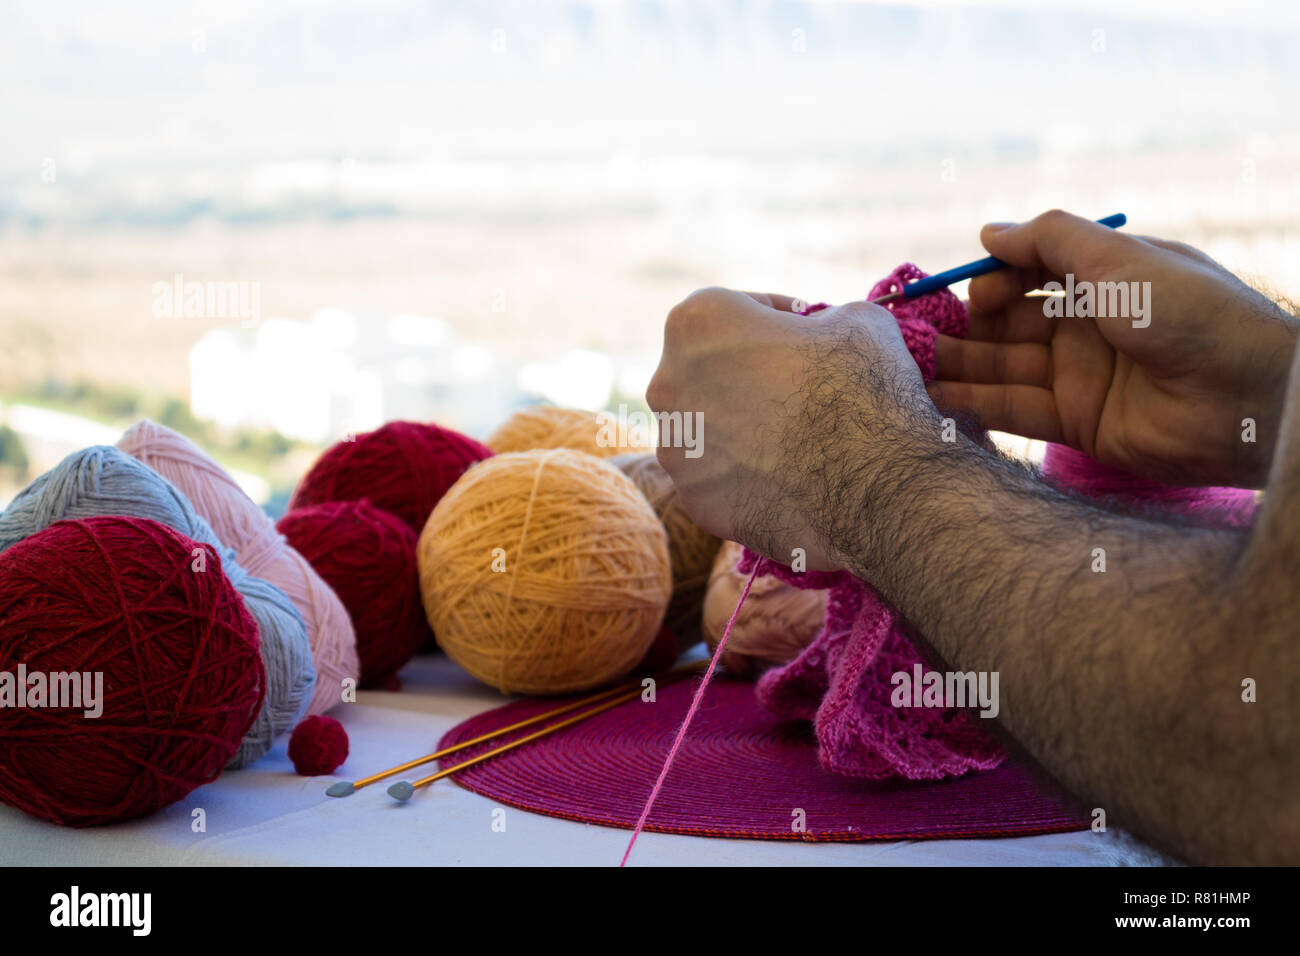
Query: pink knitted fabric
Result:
<box><xmin>746</xmin><ymin>266</ymin><xmax>1001</xmax><ymax>780</ymax></box>
<box><xmin>745</xmin><ymin>263</ymin><xmax>1259</xmax><ymax>781</ymax></box>
<box><xmin>1041</xmin><ymin>444</ymin><xmax>1258</xmax><ymax>526</ymax></box>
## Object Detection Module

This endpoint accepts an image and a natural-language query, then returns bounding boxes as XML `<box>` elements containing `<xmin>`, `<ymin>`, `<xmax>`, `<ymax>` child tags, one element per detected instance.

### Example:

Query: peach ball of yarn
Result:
<box><xmin>418</xmin><ymin>449</ymin><xmax>671</xmax><ymax>695</ymax></box>
<box><xmin>611</xmin><ymin>453</ymin><xmax>721</xmax><ymax>645</ymax></box>
<box><xmin>118</xmin><ymin>419</ymin><xmax>360</xmax><ymax>716</ymax></box>
<box><xmin>702</xmin><ymin>541</ymin><xmax>829</xmax><ymax>677</ymax></box>
<box><xmin>486</xmin><ymin>405</ymin><xmax>650</xmax><ymax>459</ymax></box>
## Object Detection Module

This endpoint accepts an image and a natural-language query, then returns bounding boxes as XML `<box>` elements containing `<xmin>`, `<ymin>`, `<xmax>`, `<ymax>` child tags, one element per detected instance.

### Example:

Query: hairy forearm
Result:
<box><xmin>805</xmin><ymin>339</ymin><xmax>1300</xmax><ymax>864</ymax></box>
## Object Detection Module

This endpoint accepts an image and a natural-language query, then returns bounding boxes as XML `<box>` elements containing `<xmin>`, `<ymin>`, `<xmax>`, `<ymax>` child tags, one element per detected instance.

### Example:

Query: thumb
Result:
<box><xmin>980</xmin><ymin>209</ymin><xmax>1122</xmax><ymax>277</ymax></box>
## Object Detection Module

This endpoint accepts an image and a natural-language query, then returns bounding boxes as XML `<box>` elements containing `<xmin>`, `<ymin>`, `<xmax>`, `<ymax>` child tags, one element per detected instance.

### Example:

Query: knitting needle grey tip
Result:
<box><xmin>869</xmin><ymin>292</ymin><xmax>901</xmax><ymax>305</ymax></box>
<box><xmin>388</xmin><ymin>781</ymin><xmax>416</xmax><ymax>802</ymax></box>
<box><xmin>325</xmin><ymin>781</ymin><xmax>355</xmax><ymax>798</ymax></box>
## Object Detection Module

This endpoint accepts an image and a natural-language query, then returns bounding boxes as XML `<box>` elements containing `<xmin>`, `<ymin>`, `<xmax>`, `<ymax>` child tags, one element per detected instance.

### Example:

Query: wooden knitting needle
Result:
<box><xmin>327</xmin><ymin>660</ymin><xmax>706</xmax><ymax>797</ymax></box>
<box><xmin>387</xmin><ymin>685</ymin><xmax>646</xmax><ymax>801</ymax></box>
<box><xmin>326</xmin><ymin>677</ymin><xmax>655</xmax><ymax>797</ymax></box>
<box><xmin>386</xmin><ymin>664</ymin><xmax>705</xmax><ymax>802</ymax></box>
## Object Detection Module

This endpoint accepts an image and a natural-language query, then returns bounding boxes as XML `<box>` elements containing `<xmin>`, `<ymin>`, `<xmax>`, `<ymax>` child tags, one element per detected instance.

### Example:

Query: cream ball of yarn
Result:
<box><xmin>702</xmin><ymin>541</ymin><xmax>829</xmax><ymax>677</ymax></box>
<box><xmin>418</xmin><ymin>449</ymin><xmax>671</xmax><ymax>694</ymax></box>
<box><xmin>486</xmin><ymin>405</ymin><xmax>650</xmax><ymax>458</ymax></box>
<box><xmin>610</xmin><ymin>452</ymin><xmax>721</xmax><ymax>646</ymax></box>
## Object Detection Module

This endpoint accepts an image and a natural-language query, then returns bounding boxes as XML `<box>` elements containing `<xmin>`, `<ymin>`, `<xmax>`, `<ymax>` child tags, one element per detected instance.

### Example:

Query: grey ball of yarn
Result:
<box><xmin>0</xmin><ymin>445</ymin><xmax>315</xmax><ymax>769</ymax></box>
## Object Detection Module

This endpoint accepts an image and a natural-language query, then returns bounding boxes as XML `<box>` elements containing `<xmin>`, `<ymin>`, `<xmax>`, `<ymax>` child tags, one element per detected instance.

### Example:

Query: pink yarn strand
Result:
<box><xmin>619</xmin><ymin>564</ymin><xmax>761</xmax><ymax>866</ymax></box>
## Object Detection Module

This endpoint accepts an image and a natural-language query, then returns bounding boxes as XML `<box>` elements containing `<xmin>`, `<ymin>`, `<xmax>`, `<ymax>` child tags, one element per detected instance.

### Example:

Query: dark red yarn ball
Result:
<box><xmin>277</xmin><ymin>500</ymin><xmax>425</xmax><ymax>688</ymax></box>
<box><xmin>0</xmin><ymin>517</ymin><xmax>265</xmax><ymax>827</ymax></box>
<box><xmin>288</xmin><ymin>421</ymin><xmax>493</xmax><ymax>535</ymax></box>
<box><xmin>636</xmin><ymin>626</ymin><xmax>680</xmax><ymax>674</ymax></box>
<box><xmin>287</xmin><ymin>715</ymin><xmax>349</xmax><ymax>775</ymax></box>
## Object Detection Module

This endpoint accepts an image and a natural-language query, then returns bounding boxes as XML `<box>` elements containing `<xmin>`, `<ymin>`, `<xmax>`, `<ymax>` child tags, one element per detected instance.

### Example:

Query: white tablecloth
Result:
<box><xmin>0</xmin><ymin>655</ymin><xmax>1173</xmax><ymax>866</ymax></box>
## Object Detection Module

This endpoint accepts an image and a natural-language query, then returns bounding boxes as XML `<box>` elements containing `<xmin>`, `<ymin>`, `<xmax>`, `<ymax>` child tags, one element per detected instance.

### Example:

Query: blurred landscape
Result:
<box><xmin>3</xmin><ymin>0</ymin><xmax>1299</xmax><ymax>510</ymax></box>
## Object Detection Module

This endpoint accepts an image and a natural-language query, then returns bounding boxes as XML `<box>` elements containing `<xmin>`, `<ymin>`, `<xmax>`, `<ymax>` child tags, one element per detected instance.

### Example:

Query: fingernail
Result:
<box><xmin>983</xmin><ymin>221</ymin><xmax>1015</xmax><ymax>232</ymax></box>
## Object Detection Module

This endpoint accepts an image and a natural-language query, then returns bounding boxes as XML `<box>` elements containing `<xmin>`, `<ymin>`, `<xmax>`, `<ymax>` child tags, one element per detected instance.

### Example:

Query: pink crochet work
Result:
<box><xmin>744</xmin><ymin>265</ymin><xmax>1001</xmax><ymax>780</ymax></box>
<box><xmin>742</xmin><ymin>263</ymin><xmax>1260</xmax><ymax>781</ymax></box>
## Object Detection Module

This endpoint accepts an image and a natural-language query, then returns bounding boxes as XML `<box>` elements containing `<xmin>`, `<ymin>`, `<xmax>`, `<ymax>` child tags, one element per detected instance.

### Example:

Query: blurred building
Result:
<box><xmin>189</xmin><ymin>308</ymin><xmax>522</xmax><ymax>443</ymax></box>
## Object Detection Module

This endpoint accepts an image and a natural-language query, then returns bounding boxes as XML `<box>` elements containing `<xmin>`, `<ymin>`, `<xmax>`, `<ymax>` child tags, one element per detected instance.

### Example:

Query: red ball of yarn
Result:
<box><xmin>288</xmin><ymin>421</ymin><xmax>493</xmax><ymax>534</ymax></box>
<box><xmin>636</xmin><ymin>626</ymin><xmax>680</xmax><ymax>674</ymax></box>
<box><xmin>287</xmin><ymin>715</ymin><xmax>349</xmax><ymax>775</ymax></box>
<box><xmin>277</xmin><ymin>500</ymin><xmax>425</xmax><ymax>688</ymax></box>
<box><xmin>0</xmin><ymin>516</ymin><xmax>265</xmax><ymax>827</ymax></box>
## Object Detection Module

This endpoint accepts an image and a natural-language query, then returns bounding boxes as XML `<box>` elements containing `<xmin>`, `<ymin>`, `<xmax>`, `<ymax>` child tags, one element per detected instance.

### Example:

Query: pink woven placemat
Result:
<box><xmin>438</xmin><ymin>676</ymin><xmax>1090</xmax><ymax>841</ymax></box>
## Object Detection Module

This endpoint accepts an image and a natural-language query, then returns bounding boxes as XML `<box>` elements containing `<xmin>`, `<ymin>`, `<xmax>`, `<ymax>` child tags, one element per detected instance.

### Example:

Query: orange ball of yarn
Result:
<box><xmin>702</xmin><ymin>541</ymin><xmax>828</xmax><ymax>677</ymax></box>
<box><xmin>417</xmin><ymin>450</ymin><xmax>671</xmax><ymax>694</ymax></box>
<box><xmin>611</xmin><ymin>453</ymin><xmax>721</xmax><ymax>645</ymax></box>
<box><xmin>486</xmin><ymin>405</ymin><xmax>650</xmax><ymax>458</ymax></box>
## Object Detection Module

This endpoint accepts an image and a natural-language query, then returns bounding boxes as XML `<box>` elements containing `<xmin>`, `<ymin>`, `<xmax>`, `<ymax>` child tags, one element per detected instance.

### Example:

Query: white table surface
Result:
<box><xmin>0</xmin><ymin>654</ymin><xmax>1173</xmax><ymax>867</ymax></box>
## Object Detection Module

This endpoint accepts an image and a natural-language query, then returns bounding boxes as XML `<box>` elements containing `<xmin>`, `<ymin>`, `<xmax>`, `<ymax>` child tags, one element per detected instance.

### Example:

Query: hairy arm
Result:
<box><xmin>651</xmin><ymin>269</ymin><xmax>1299</xmax><ymax>864</ymax></box>
<box><xmin>806</xmin><ymin>328</ymin><xmax>1300</xmax><ymax>865</ymax></box>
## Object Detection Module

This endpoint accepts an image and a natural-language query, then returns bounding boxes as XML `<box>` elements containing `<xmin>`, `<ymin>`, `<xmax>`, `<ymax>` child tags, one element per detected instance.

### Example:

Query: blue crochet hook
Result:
<box><xmin>869</xmin><ymin>212</ymin><xmax>1127</xmax><ymax>304</ymax></box>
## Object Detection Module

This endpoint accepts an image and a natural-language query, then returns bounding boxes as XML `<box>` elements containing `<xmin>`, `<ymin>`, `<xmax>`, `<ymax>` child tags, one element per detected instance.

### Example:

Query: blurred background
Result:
<box><xmin>2</xmin><ymin>0</ymin><xmax>1298</xmax><ymax>512</ymax></box>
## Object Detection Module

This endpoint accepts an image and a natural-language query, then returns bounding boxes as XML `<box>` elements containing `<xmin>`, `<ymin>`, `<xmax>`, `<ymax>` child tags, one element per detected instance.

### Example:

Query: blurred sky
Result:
<box><xmin>5</xmin><ymin>0</ymin><xmax>1299</xmax><ymax>226</ymax></box>
<box><xmin>2</xmin><ymin>0</ymin><xmax>1299</xmax><ymax>414</ymax></box>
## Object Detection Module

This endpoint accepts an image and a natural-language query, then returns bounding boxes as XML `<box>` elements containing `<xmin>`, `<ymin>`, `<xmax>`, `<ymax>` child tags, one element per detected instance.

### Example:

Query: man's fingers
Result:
<box><xmin>933</xmin><ymin>335</ymin><xmax>1053</xmax><ymax>388</ymax></box>
<box><xmin>925</xmin><ymin>381</ymin><xmax>1064</xmax><ymax>442</ymax></box>
<box><xmin>968</xmin><ymin>265</ymin><xmax>1056</xmax><ymax>312</ymax></box>
<box><xmin>740</xmin><ymin>291</ymin><xmax>804</xmax><ymax>314</ymax></box>
<box><xmin>667</xmin><ymin>287</ymin><xmax>786</xmax><ymax>334</ymax></box>
<box><xmin>979</xmin><ymin>209</ymin><xmax>1129</xmax><ymax>279</ymax></box>
<box><xmin>965</xmin><ymin>295</ymin><xmax>1058</xmax><ymax>344</ymax></box>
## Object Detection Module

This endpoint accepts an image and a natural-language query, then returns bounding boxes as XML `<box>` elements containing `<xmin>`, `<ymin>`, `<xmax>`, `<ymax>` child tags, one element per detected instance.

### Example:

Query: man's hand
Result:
<box><xmin>646</xmin><ymin>235</ymin><xmax>1300</xmax><ymax>864</ymax></box>
<box><xmin>928</xmin><ymin>209</ymin><xmax>1298</xmax><ymax>487</ymax></box>
<box><xmin>647</xmin><ymin>287</ymin><xmax>929</xmax><ymax>571</ymax></box>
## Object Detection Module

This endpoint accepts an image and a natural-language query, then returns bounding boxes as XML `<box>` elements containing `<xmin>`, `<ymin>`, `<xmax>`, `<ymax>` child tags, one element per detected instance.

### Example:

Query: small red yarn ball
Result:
<box><xmin>288</xmin><ymin>715</ymin><xmax>349</xmax><ymax>775</ymax></box>
<box><xmin>0</xmin><ymin>517</ymin><xmax>265</xmax><ymax>827</ymax></box>
<box><xmin>277</xmin><ymin>500</ymin><xmax>425</xmax><ymax>688</ymax></box>
<box><xmin>288</xmin><ymin>421</ymin><xmax>493</xmax><ymax>535</ymax></box>
<box><xmin>636</xmin><ymin>626</ymin><xmax>680</xmax><ymax>674</ymax></box>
